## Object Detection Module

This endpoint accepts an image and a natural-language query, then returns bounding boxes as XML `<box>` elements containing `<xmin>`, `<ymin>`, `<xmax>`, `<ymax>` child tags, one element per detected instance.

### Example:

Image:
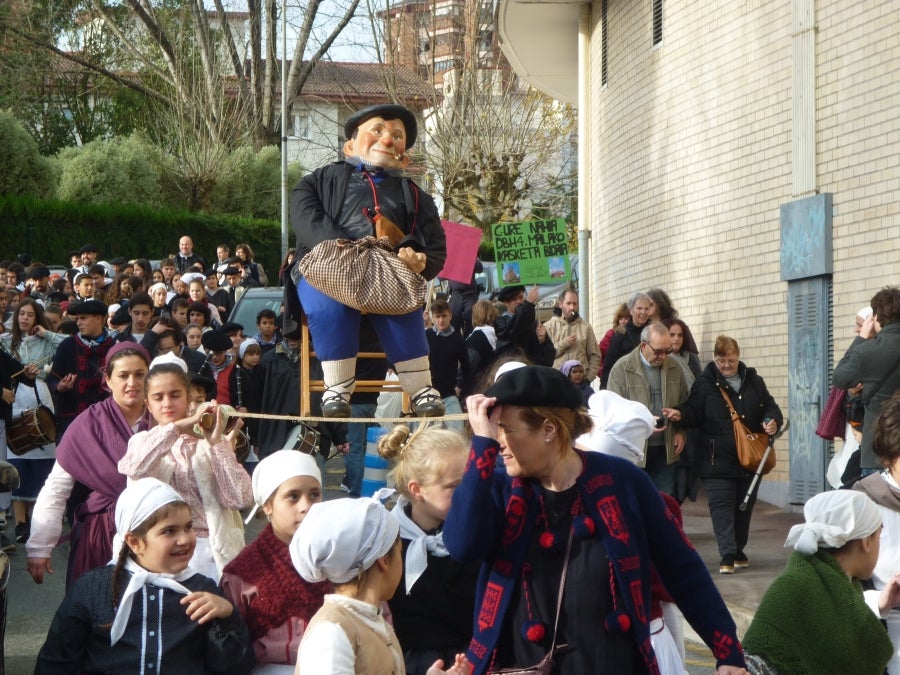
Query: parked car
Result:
<box><xmin>227</xmin><ymin>287</ymin><xmax>284</xmax><ymax>333</ymax></box>
<box><xmin>474</xmin><ymin>255</ymin><xmax>578</xmax><ymax>322</ymax></box>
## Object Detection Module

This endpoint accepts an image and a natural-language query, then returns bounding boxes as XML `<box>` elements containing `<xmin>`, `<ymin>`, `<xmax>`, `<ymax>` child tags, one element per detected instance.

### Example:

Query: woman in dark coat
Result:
<box><xmin>665</xmin><ymin>335</ymin><xmax>782</xmax><ymax>574</ymax></box>
<box><xmin>446</xmin><ymin>365</ymin><xmax>748</xmax><ymax>675</ymax></box>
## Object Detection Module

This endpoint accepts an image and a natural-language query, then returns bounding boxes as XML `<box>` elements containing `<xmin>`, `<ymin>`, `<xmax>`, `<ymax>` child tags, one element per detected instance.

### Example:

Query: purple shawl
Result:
<box><xmin>56</xmin><ymin>396</ymin><xmax>149</xmax><ymax>513</ymax></box>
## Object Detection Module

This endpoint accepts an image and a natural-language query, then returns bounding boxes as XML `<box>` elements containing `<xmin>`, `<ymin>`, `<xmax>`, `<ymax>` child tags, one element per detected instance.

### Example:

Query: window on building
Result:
<box><xmin>293</xmin><ymin>114</ymin><xmax>310</xmax><ymax>140</ymax></box>
<box><xmin>652</xmin><ymin>0</ymin><xmax>663</xmax><ymax>47</ymax></box>
<box><xmin>601</xmin><ymin>0</ymin><xmax>608</xmax><ymax>85</ymax></box>
<box><xmin>478</xmin><ymin>29</ymin><xmax>493</xmax><ymax>52</ymax></box>
<box><xmin>434</xmin><ymin>2</ymin><xmax>459</xmax><ymax>17</ymax></box>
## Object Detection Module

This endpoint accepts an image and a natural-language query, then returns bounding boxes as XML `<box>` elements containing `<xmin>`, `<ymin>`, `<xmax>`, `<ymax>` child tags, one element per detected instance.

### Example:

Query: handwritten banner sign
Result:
<box><xmin>492</xmin><ymin>218</ymin><xmax>570</xmax><ymax>286</ymax></box>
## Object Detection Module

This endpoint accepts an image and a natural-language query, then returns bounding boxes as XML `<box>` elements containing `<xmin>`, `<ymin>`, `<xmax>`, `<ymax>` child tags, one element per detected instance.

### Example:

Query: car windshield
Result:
<box><xmin>228</xmin><ymin>289</ymin><xmax>283</xmax><ymax>333</ymax></box>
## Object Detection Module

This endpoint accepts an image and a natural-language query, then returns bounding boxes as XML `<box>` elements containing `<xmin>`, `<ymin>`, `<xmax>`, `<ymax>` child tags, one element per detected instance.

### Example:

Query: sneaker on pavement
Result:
<box><xmin>1</xmin><ymin>532</ymin><xmax>15</xmax><ymax>553</ymax></box>
<box><xmin>719</xmin><ymin>557</ymin><xmax>735</xmax><ymax>574</ymax></box>
<box><xmin>339</xmin><ymin>478</ymin><xmax>352</xmax><ymax>494</ymax></box>
<box><xmin>734</xmin><ymin>550</ymin><xmax>749</xmax><ymax>569</ymax></box>
<box><xmin>15</xmin><ymin>521</ymin><xmax>29</xmax><ymax>544</ymax></box>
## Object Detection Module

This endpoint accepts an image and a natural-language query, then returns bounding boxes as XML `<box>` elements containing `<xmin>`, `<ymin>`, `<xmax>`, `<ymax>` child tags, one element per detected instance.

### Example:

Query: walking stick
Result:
<box><xmin>740</xmin><ymin>419</ymin><xmax>789</xmax><ymax>511</ymax></box>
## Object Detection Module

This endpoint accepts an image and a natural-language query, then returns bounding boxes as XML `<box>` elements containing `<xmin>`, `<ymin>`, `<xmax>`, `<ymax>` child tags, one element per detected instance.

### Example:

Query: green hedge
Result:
<box><xmin>0</xmin><ymin>194</ymin><xmax>291</xmax><ymax>278</ymax></box>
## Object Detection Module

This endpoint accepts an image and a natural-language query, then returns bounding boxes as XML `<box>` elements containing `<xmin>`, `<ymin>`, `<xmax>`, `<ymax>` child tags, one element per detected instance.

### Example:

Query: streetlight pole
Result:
<box><xmin>280</xmin><ymin>0</ymin><xmax>289</xmax><ymax>263</ymax></box>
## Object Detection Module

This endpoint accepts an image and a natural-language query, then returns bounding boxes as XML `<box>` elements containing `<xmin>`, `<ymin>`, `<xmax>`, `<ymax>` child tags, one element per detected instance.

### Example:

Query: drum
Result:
<box><xmin>285</xmin><ymin>423</ymin><xmax>321</xmax><ymax>455</ymax></box>
<box><xmin>7</xmin><ymin>406</ymin><xmax>58</xmax><ymax>456</ymax></box>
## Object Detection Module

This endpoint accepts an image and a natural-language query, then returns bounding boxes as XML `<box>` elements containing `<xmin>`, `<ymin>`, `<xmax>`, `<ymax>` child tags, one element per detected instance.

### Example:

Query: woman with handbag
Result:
<box><xmin>664</xmin><ymin>336</ymin><xmax>782</xmax><ymax>575</ymax></box>
<box><xmin>834</xmin><ymin>288</ymin><xmax>900</xmax><ymax>483</ymax></box>
<box><xmin>448</xmin><ymin>366</ymin><xmax>748</xmax><ymax>675</ymax></box>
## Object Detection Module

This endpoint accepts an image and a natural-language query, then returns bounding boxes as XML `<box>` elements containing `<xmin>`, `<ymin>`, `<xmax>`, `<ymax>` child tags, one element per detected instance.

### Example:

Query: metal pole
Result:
<box><xmin>280</xmin><ymin>0</ymin><xmax>289</xmax><ymax>264</ymax></box>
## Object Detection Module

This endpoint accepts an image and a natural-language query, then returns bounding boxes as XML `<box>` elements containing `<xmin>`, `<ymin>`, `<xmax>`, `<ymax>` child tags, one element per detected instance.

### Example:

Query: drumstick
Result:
<box><xmin>10</xmin><ymin>353</ymin><xmax>54</xmax><ymax>379</ymax></box>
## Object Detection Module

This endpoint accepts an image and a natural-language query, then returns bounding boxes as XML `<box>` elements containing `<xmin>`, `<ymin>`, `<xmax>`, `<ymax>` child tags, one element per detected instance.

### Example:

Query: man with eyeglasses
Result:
<box><xmin>606</xmin><ymin>321</ymin><xmax>689</xmax><ymax>496</ymax></box>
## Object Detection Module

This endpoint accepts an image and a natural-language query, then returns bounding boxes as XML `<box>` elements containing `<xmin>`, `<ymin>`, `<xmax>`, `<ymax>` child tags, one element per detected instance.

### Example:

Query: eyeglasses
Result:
<box><xmin>715</xmin><ymin>358</ymin><xmax>739</xmax><ymax>367</ymax></box>
<box><xmin>643</xmin><ymin>343</ymin><xmax>673</xmax><ymax>357</ymax></box>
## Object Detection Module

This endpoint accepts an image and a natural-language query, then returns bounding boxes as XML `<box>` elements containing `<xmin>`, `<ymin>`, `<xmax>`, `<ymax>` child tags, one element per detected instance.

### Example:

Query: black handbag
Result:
<box><xmin>487</xmin><ymin>530</ymin><xmax>574</xmax><ymax>675</ymax></box>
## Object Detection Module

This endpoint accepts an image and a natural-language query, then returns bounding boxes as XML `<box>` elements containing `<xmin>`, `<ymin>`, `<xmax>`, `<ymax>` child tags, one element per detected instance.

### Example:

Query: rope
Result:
<box><xmin>229</xmin><ymin>410</ymin><xmax>469</xmax><ymax>425</ymax></box>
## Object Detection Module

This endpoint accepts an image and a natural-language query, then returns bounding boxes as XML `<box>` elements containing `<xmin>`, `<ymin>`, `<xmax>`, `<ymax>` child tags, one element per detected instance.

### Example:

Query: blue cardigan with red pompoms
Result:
<box><xmin>443</xmin><ymin>436</ymin><xmax>746</xmax><ymax>675</ymax></box>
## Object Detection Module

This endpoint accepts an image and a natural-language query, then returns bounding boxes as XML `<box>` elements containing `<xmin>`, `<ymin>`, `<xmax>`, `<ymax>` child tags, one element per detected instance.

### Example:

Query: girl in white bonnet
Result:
<box><xmin>221</xmin><ymin>450</ymin><xmax>329</xmax><ymax>674</ymax></box>
<box><xmin>35</xmin><ymin>477</ymin><xmax>254</xmax><ymax>673</ymax></box>
<box><xmin>743</xmin><ymin>490</ymin><xmax>900</xmax><ymax>675</ymax></box>
<box><xmin>290</xmin><ymin>498</ymin><xmax>470</xmax><ymax>675</ymax></box>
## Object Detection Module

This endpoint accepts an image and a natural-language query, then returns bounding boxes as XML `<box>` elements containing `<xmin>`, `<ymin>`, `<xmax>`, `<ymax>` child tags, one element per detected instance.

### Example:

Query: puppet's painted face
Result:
<box><xmin>343</xmin><ymin>117</ymin><xmax>410</xmax><ymax>170</ymax></box>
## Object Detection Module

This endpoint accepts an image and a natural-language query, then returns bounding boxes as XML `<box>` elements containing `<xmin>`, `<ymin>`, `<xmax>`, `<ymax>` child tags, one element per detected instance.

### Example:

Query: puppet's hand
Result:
<box><xmin>398</xmin><ymin>247</ymin><xmax>426</xmax><ymax>274</ymax></box>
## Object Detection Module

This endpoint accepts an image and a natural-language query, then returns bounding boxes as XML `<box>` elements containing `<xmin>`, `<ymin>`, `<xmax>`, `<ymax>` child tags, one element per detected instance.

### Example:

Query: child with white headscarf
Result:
<box><xmin>119</xmin><ymin>353</ymin><xmax>252</xmax><ymax>581</ymax></box>
<box><xmin>577</xmin><ymin>390</ymin><xmax>688</xmax><ymax>675</ymax></box>
<box><xmin>36</xmin><ymin>478</ymin><xmax>255</xmax><ymax>674</ymax></box>
<box><xmin>743</xmin><ymin>490</ymin><xmax>899</xmax><ymax>675</ymax></box>
<box><xmin>221</xmin><ymin>450</ymin><xmax>330</xmax><ymax>674</ymax></box>
<box><xmin>290</xmin><ymin>498</ymin><xmax>470</xmax><ymax>675</ymax></box>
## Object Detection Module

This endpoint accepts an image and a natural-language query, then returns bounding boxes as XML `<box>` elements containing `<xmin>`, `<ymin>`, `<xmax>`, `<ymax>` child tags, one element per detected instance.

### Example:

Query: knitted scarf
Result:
<box><xmin>223</xmin><ymin>523</ymin><xmax>331</xmax><ymax>640</ymax></box>
<box><xmin>72</xmin><ymin>333</ymin><xmax>116</xmax><ymax>412</ymax></box>
<box><xmin>466</xmin><ymin>462</ymin><xmax>660</xmax><ymax>674</ymax></box>
<box><xmin>742</xmin><ymin>550</ymin><xmax>892</xmax><ymax>675</ymax></box>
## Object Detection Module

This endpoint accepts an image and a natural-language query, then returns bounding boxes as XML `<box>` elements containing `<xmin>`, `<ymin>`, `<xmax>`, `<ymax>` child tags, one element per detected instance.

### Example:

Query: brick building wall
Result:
<box><xmin>586</xmin><ymin>0</ymin><xmax>900</xmax><ymax>501</ymax></box>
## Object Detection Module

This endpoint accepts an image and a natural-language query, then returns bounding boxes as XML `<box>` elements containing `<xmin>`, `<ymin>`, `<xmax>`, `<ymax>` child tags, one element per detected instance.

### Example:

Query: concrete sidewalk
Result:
<box><xmin>679</xmin><ymin>487</ymin><xmax>804</xmax><ymax>642</ymax></box>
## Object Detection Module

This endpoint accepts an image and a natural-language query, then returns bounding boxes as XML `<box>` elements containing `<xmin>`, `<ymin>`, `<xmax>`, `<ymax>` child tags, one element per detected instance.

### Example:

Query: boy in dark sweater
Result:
<box><xmin>425</xmin><ymin>299</ymin><xmax>473</xmax><ymax>430</ymax></box>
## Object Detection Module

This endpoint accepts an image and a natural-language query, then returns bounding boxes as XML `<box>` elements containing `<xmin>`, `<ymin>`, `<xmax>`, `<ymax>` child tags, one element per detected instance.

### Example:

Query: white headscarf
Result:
<box><xmin>238</xmin><ymin>338</ymin><xmax>259</xmax><ymax>360</ymax></box>
<box><xmin>245</xmin><ymin>450</ymin><xmax>322</xmax><ymax>523</ymax></box>
<box><xmin>109</xmin><ymin>478</ymin><xmax>195</xmax><ymax>645</ymax></box>
<box><xmin>181</xmin><ymin>272</ymin><xmax>206</xmax><ymax>285</ymax></box>
<box><xmin>390</xmin><ymin>495</ymin><xmax>449</xmax><ymax>594</ymax></box>
<box><xmin>858</xmin><ymin>306</ymin><xmax>874</xmax><ymax>321</ymax></box>
<box><xmin>290</xmin><ymin>498</ymin><xmax>399</xmax><ymax>584</ymax></box>
<box><xmin>149</xmin><ymin>352</ymin><xmax>188</xmax><ymax>373</ymax></box>
<box><xmin>576</xmin><ymin>390</ymin><xmax>655</xmax><ymax>464</ymax></box>
<box><xmin>148</xmin><ymin>282</ymin><xmax>167</xmax><ymax>296</ymax></box>
<box><xmin>785</xmin><ymin>490</ymin><xmax>882</xmax><ymax>555</ymax></box>
<box><xmin>494</xmin><ymin>360</ymin><xmax>527</xmax><ymax>382</ymax></box>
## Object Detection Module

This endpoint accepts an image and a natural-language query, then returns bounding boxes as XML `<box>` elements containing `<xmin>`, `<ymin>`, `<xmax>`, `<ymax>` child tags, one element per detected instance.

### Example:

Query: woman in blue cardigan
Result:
<box><xmin>443</xmin><ymin>365</ymin><xmax>748</xmax><ymax>675</ymax></box>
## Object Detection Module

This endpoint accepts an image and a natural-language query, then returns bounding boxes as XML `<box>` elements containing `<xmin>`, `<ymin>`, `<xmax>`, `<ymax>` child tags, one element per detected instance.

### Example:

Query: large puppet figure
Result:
<box><xmin>290</xmin><ymin>104</ymin><xmax>447</xmax><ymax>418</ymax></box>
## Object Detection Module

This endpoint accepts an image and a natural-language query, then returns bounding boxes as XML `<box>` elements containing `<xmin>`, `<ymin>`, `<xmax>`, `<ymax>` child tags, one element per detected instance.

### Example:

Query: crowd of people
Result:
<box><xmin>3</xmin><ymin>100</ymin><xmax>900</xmax><ymax>674</ymax></box>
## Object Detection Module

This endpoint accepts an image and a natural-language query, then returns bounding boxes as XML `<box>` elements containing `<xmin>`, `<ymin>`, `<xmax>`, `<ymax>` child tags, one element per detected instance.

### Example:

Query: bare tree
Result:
<box><xmin>0</xmin><ymin>0</ymin><xmax>363</xmax><ymax>151</ymax></box>
<box><xmin>364</xmin><ymin>0</ymin><xmax>577</xmax><ymax>238</ymax></box>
